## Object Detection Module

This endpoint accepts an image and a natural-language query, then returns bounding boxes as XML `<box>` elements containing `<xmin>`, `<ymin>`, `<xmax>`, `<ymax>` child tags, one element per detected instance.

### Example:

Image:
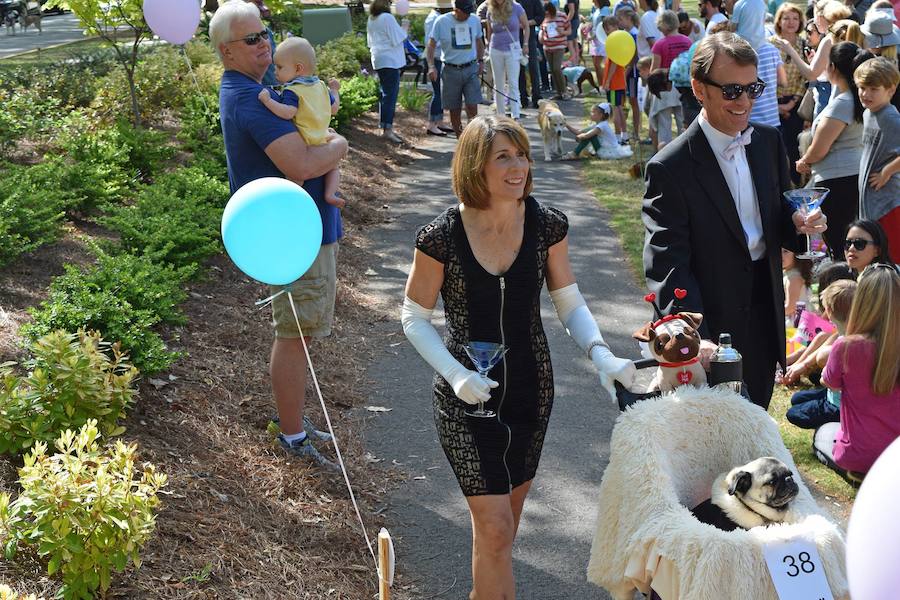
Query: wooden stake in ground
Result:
<box><xmin>378</xmin><ymin>528</ymin><xmax>395</xmax><ymax>600</ymax></box>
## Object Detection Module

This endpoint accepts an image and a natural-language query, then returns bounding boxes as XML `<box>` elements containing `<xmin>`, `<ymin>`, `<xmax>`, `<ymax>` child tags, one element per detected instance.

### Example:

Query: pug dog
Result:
<box><xmin>691</xmin><ymin>457</ymin><xmax>801</xmax><ymax>531</ymax></box>
<box><xmin>633</xmin><ymin>312</ymin><xmax>707</xmax><ymax>393</ymax></box>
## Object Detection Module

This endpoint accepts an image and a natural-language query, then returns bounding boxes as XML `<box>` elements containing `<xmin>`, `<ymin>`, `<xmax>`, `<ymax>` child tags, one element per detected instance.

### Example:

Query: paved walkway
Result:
<box><xmin>0</xmin><ymin>13</ymin><xmax>85</xmax><ymax>59</ymax></box>
<box><xmin>360</xmin><ymin>101</ymin><xmax>648</xmax><ymax>599</ymax></box>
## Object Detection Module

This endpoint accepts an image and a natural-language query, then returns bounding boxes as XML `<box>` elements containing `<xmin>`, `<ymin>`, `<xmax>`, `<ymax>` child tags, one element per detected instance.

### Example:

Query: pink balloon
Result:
<box><xmin>143</xmin><ymin>0</ymin><xmax>201</xmax><ymax>45</ymax></box>
<box><xmin>395</xmin><ymin>0</ymin><xmax>410</xmax><ymax>16</ymax></box>
<box><xmin>847</xmin><ymin>437</ymin><xmax>900</xmax><ymax>600</ymax></box>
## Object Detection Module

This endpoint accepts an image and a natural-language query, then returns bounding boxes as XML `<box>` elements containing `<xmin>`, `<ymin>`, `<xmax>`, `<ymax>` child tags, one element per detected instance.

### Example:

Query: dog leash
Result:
<box><xmin>476</xmin><ymin>72</ymin><xmax>522</xmax><ymax>106</ymax></box>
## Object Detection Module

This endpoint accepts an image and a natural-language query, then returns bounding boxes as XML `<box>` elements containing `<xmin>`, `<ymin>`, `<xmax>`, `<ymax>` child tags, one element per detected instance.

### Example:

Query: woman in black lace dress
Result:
<box><xmin>401</xmin><ymin>116</ymin><xmax>635</xmax><ymax>598</ymax></box>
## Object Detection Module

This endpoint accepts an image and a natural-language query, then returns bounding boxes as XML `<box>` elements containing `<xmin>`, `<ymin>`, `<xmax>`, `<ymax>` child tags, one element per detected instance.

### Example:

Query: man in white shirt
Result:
<box><xmin>637</xmin><ymin>0</ymin><xmax>661</xmax><ymax>57</ymax></box>
<box><xmin>700</xmin><ymin>0</ymin><xmax>727</xmax><ymax>35</ymax></box>
<box><xmin>642</xmin><ymin>32</ymin><xmax>827</xmax><ymax>409</ymax></box>
<box><xmin>426</xmin><ymin>0</ymin><xmax>486</xmax><ymax>136</ymax></box>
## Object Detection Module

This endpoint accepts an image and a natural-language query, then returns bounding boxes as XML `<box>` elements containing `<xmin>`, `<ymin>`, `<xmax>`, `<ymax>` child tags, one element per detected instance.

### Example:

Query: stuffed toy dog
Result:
<box><xmin>633</xmin><ymin>291</ymin><xmax>707</xmax><ymax>393</ymax></box>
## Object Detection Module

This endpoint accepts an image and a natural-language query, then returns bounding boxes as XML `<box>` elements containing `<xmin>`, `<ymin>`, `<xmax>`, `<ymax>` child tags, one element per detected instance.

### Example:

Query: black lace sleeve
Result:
<box><xmin>415</xmin><ymin>210</ymin><xmax>452</xmax><ymax>263</ymax></box>
<box><xmin>542</xmin><ymin>204</ymin><xmax>569</xmax><ymax>247</ymax></box>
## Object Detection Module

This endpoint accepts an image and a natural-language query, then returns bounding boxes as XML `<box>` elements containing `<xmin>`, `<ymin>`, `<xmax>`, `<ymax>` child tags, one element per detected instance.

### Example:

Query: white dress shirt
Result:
<box><xmin>698</xmin><ymin>114</ymin><xmax>766</xmax><ymax>260</ymax></box>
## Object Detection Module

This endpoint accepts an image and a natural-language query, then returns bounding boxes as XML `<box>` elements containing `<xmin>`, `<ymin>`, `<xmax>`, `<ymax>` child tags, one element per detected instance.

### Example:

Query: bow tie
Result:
<box><xmin>722</xmin><ymin>127</ymin><xmax>754</xmax><ymax>160</ymax></box>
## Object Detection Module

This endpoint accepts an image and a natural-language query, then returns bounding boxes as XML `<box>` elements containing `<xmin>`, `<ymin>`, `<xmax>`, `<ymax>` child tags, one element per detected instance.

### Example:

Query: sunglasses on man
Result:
<box><xmin>700</xmin><ymin>77</ymin><xmax>766</xmax><ymax>100</ymax></box>
<box><xmin>844</xmin><ymin>238</ymin><xmax>875</xmax><ymax>251</ymax></box>
<box><xmin>228</xmin><ymin>30</ymin><xmax>268</xmax><ymax>46</ymax></box>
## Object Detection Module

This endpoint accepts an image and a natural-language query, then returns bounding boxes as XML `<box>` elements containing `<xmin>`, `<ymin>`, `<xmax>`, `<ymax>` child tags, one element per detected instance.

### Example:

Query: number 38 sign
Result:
<box><xmin>763</xmin><ymin>539</ymin><xmax>835</xmax><ymax>600</ymax></box>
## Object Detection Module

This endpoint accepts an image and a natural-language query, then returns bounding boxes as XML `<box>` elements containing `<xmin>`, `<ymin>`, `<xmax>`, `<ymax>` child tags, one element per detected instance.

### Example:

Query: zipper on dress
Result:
<box><xmin>498</xmin><ymin>276</ymin><xmax>513</xmax><ymax>492</ymax></box>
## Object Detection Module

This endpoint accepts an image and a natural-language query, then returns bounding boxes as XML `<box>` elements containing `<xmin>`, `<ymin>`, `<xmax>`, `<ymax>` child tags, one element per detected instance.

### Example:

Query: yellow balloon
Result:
<box><xmin>606</xmin><ymin>30</ymin><xmax>636</xmax><ymax>67</ymax></box>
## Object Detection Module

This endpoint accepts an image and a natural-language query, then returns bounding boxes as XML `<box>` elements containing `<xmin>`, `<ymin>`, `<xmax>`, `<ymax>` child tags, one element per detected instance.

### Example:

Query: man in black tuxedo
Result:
<box><xmin>642</xmin><ymin>32</ymin><xmax>827</xmax><ymax>409</ymax></box>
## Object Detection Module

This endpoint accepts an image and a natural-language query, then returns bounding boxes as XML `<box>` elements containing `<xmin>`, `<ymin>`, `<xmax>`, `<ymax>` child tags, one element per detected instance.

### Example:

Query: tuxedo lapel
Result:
<box><xmin>746</xmin><ymin>127</ymin><xmax>774</xmax><ymax>243</ymax></box>
<box><xmin>686</xmin><ymin>121</ymin><xmax>748</xmax><ymax>251</ymax></box>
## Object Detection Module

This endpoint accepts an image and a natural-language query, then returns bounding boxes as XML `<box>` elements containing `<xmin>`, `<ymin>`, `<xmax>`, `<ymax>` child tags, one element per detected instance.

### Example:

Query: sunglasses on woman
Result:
<box><xmin>844</xmin><ymin>238</ymin><xmax>875</xmax><ymax>251</ymax></box>
<box><xmin>700</xmin><ymin>77</ymin><xmax>766</xmax><ymax>100</ymax></box>
<box><xmin>228</xmin><ymin>30</ymin><xmax>268</xmax><ymax>46</ymax></box>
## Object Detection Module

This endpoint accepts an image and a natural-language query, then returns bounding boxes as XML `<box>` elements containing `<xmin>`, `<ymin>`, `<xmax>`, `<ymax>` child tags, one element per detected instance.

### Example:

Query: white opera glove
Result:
<box><xmin>550</xmin><ymin>284</ymin><xmax>637</xmax><ymax>398</ymax></box>
<box><xmin>401</xmin><ymin>296</ymin><xmax>499</xmax><ymax>405</ymax></box>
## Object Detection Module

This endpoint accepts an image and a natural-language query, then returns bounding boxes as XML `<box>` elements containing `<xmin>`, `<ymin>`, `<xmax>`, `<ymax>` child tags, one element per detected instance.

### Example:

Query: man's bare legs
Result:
<box><xmin>450</xmin><ymin>104</ymin><xmax>480</xmax><ymax>137</ymax></box>
<box><xmin>271</xmin><ymin>337</ymin><xmax>308</xmax><ymax>435</ymax></box>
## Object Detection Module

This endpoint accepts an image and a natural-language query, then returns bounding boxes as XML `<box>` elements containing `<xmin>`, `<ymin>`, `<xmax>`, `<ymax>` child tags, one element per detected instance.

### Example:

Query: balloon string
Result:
<box><xmin>285</xmin><ymin>291</ymin><xmax>379</xmax><ymax>573</ymax></box>
<box><xmin>181</xmin><ymin>45</ymin><xmax>211</xmax><ymax>116</ymax></box>
<box><xmin>255</xmin><ymin>288</ymin><xmax>286</xmax><ymax>309</ymax></box>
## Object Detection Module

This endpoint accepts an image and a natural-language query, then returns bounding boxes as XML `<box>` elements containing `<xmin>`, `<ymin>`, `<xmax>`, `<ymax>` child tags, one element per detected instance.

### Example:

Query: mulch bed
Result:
<box><xmin>0</xmin><ymin>109</ymin><xmax>431</xmax><ymax>598</ymax></box>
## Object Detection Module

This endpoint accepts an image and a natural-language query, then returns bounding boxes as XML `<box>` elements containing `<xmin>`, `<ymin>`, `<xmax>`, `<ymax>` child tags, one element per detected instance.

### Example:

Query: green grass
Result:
<box><xmin>577</xmin><ymin>97</ymin><xmax>857</xmax><ymax>508</ymax></box>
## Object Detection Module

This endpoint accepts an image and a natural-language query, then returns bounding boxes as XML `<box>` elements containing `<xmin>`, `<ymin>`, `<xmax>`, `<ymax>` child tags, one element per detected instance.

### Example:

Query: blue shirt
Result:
<box><xmin>428</xmin><ymin>12</ymin><xmax>483</xmax><ymax>65</ymax></box>
<box><xmin>219</xmin><ymin>70</ymin><xmax>343</xmax><ymax>245</ymax></box>
<box><xmin>749</xmin><ymin>42</ymin><xmax>782</xmax><ymax>128</ymax></box>
<box><xmin>732</xmin><ymin>0</ymin><xmax>766</xmax><ymax>49</ymax></box>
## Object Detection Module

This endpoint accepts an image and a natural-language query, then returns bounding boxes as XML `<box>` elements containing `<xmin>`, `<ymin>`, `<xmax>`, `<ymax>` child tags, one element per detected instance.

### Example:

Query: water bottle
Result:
<box><xmin>708</xmin><ymin>333</ymin><xmax>742</xmax><ymax>394</ymax></box>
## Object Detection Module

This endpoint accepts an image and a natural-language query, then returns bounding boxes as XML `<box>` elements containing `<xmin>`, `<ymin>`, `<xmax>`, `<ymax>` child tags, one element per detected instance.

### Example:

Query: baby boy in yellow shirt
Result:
<box><xmin>258</xmin><ymin>36</ymin><xmax>343</xmax><ymax>207</ymax></box>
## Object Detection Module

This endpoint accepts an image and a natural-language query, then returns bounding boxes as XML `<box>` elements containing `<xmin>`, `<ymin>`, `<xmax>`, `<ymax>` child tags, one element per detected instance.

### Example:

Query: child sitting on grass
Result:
<box><xmin>785</xmin><ymin>278</ymin><xmax>856</xmax><ymax>429</ymax></box>
<box><xmin>561</xmin><ymin>102</ymin><xmax>633</xmax><ymax>160</ymax></box>
<box><xmin>814</xmin><ymin>263</ymin><xmax>900</xmax><ymax>479</ymax></box>
<box><xmin>782</xmin><ymin>261</ymin><xmax>855</xmax><ymax>375</ymax></box>
<box><xmin>258</xmin><ymin>36</ymin><xmax>344</xmax><ymax>207</ymax></box>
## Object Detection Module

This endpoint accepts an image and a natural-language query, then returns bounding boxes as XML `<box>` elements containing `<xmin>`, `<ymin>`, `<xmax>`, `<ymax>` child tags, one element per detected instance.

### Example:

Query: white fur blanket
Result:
<box><xmin>587</xmin><ymin>387</ymin><xmax>848</xmax><ymax>600</ymax></box>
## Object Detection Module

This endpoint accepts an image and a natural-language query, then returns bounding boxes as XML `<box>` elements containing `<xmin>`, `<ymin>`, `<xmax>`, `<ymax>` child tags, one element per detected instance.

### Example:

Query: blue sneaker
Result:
<box><xmin>277</xmin><ymin>434</ymin><xmax>339</xmax><ymax>471</ymax></box>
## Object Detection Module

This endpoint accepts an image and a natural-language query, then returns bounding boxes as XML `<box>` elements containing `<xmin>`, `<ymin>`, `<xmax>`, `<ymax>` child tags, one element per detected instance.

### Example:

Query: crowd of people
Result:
<box><xmin>209</xmin><ymin>0</ymin><xmax>899</xmax><ymax>595</ymax></box>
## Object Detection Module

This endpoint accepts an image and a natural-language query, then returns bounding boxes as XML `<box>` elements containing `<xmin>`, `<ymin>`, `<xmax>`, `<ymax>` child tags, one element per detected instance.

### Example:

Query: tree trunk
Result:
<box><xmin>124</xmin><ymin>66</ymin><xmax>142</xmax><ymax>128</ymax></box>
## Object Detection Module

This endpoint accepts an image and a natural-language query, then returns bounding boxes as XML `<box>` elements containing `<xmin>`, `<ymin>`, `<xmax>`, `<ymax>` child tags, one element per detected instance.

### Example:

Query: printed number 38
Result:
<box><xmin>783</xmin><ymin>552</ymin><xmax>816</xmax><ymax>577</ymax></box>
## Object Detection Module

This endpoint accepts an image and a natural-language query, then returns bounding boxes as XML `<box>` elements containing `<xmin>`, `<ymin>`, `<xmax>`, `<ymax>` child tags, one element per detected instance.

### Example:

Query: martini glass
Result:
<box><xmin>784</xmin><ymin>188</ymin><xmax>829</xmax><ymax>259</ymax></box>
<box><xmin>463</xmin><ymin>341</ymin><xmax>508</xmax><ymax>418</ymax></box>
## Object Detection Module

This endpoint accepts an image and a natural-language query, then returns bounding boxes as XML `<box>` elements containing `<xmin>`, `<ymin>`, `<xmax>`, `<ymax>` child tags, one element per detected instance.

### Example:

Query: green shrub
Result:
<box><xmin>184</xmin><ymin>39</ymin><xmax>219</xmax><ymax>66</ymax></box>
<box><xmin>0</xmin><ymin>48</ymin><xmax>115</xmax><ymax>109</ymax></box>
<box><xmin>107</xmin><ymin>119</ymin><xmax>175</xmax><ymax>180</ymax></box>
<box><xmin>272</xmin><ymin>3</ymin><xmax>303</xmax><ymax>36</ymax></box>
<box><xmin>75</xmin><ymin>248</ymin><xmax>193</xmax><ymax>324</ymax></box>
<box><xmin>405</xmin><ymin>13</ymin><xmax>426</xmax><ymax>44</ymax></box>
<box><xmin>0</xmin><ymin>420</ymin><xmax>167</xmax><ymax>600</ymax></box>
<box><xmin>23</xmin><ymin>282</ymin><xmax>179</xmax><ymax>375</ymax></box>
<box><xmin>333</xmin><ymin>74</ymin><xmax>380</xmax><ymax>130</ymax></box>
<box><xmin>97</xmin><ymin>168</ymin><xmax>226</xmax><ymax>268</ymax></box>
<box><xmin>91</xmin><ymin>47</ymin><xmax>193</xmax><ymax>122</ymax></box>
<box><xmin>398</xmin><ymin>82</ymin><xmax>430</xmax><ymax>112</ymax></box>
<box><xmin>0</xmin><ymin>330</ymin><xmax>137</xmax><ymax>456</ymax></box>
<box><xmin>0</xmin><ymin>164</ymin><xmax>68</xmax><ymax>266</ymax></box>
<box><xmin>317</xmin><ymin>32</ymin><xmax>370</xmax><ymax>80</ymax></box>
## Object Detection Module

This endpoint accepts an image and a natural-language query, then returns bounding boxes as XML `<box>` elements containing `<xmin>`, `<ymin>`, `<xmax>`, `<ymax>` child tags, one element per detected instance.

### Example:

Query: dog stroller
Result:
<box><xmin>587</xmin><ymin>368</ymin><xmax>848</xmax><ymax>600</ymax></box>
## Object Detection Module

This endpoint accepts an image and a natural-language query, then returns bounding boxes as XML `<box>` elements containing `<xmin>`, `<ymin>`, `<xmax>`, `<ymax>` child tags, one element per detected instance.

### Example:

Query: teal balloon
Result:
<box><xmin>221</xmin><ymin>178</ymin><xmax>323</xmax><ymax>286</ymax></box>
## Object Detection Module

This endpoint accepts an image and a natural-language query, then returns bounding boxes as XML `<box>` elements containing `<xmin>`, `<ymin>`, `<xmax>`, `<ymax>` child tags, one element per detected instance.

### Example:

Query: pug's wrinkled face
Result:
<box><xmin>728</xmin><ymin>457</ymin><xmax>800</xmax><ymax>510</ymax></box>
<box><xmin>633</xmin><ymin>312</ymin><xmax>703</xmax><ymax>363</ymax></box>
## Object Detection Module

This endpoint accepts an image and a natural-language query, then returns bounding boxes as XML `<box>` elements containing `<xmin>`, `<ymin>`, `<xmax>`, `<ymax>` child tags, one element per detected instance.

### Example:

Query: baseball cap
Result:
<box><xmin>454</xmin><ymin>0</ymin><xmax>475</xmax><ymax>13</ymax></box>
<box><xmin>595</xmin><ymin>102</ymin><xmax>611</xmax><ymax>114</ymax></box>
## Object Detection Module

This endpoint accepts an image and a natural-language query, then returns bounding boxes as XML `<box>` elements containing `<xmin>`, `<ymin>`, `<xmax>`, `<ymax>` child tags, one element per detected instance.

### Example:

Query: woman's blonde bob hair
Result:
<box><xmin>451</xmin><ymin>116</ymin><xmax>533</xmax><ymax>209</ymax></box>
<box><xmin>845</xmin><ymin>264</ymin><xmax>900</xmax><ymax>395</ymax></box>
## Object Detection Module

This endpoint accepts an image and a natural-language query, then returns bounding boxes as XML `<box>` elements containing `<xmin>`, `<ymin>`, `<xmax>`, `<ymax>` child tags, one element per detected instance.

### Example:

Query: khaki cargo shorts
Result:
<box><xmin>270</xmin><ymin>242</ymin><xmax>338</xmax><ymax>338</ymax></box>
